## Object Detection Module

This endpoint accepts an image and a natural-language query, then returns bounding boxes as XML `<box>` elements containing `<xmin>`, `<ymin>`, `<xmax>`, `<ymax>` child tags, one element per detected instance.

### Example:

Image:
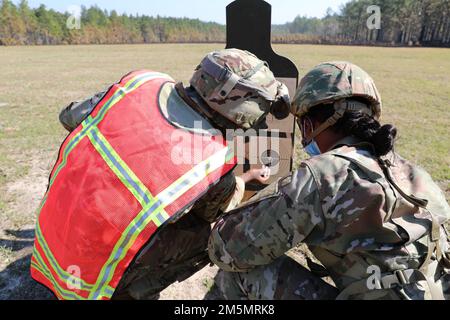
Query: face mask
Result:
<box><xmin>300</xmin><ymin>117</ymin><xmax>322</xmax><ymax>157</ymax></box>
<box><xmin>304</xmin><ymin>139</ymin><xmax>322</xmax><ymax>157</ymax></box>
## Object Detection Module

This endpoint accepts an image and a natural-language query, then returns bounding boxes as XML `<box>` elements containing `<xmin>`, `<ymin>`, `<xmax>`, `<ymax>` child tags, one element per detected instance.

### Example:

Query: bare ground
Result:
<box><xmin>0</xmin><ymin>151</ymin><xmax>55</xmax><ymax>300</ymax></box>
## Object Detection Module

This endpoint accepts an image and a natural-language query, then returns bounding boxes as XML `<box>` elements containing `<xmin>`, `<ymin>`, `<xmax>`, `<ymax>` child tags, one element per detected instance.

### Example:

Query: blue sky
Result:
<box><xmin>14</xmin><ymin>0</ymin><xmax>349</xmax><ymax>24</ymax></box>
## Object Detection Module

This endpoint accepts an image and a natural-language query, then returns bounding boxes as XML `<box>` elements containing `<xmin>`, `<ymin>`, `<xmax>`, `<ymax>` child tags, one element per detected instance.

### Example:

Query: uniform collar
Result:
<box><xmin>329</xmin><ymin>136</ymin><xmax>365</xmax><ymax>150</ymax></box>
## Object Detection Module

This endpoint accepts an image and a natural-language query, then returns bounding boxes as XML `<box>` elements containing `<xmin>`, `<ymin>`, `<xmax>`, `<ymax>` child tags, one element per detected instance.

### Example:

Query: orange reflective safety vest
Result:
<box><xmin>31</xmin><ymin>70</ymin><xmax>236</xmax><ymax>300</ymax></box>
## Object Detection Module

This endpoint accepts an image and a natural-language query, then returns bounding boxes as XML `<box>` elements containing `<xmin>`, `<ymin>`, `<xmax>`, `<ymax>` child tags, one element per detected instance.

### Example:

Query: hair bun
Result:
<box><xmin>372</xmin><ymin>124</ymin><xmax>397</xmax><ymax>156</ymax></box>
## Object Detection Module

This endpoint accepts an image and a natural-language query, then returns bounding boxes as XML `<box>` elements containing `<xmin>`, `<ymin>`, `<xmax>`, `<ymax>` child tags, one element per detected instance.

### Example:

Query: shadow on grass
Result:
<box><xmin>0</xmin><ymin>254</ymin><xmax>55</xmax><ymax>300</ymax></box>
<box><xmin>0</xmin><ymin>229</ymin><xmax>54</xmax><ymax>300</ymax></box>
<box><xmin>4</xmin><ymin>229</ymin><xmax>35</xmax><ymax>239</ymax></box>
<box><xmin>0</xmin><ymin>229</ymin><xmax>35</xmax><ymax>252</ymax></box>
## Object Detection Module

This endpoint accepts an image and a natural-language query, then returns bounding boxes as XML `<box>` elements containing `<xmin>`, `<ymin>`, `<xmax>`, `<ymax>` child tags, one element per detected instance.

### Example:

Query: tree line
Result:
<box><xmin>0</xmin><ymin>0</ymin><xmax>449</xmax><ymax>47</ymax></box>
<box><xmin>274</xmin><ymin>0</ymin><xmax>450</xmax><ymax>47</ymax></box>
<box><xmin>0</xmin><ymin>0</ymin><xmax>225</xmax><ymax>45</ymax></box>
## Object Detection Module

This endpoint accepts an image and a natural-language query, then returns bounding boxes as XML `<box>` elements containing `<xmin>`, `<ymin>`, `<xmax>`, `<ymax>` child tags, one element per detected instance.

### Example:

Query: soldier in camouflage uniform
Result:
<box><xmin>209</xmin><ymin>61</ymin><xmax>450</xmax><ymax>300</ymax></box>
<box><xmin>58</xmin><ymin>49</ymin><xmax>290</xmax><ymax>300</ymax></box>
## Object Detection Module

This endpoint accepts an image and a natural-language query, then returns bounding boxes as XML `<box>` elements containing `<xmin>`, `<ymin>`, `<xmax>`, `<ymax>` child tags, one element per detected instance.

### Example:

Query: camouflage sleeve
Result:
<box><xmin>59</xmin><ymin>91</ymin><xmax>107</xmax><ymax>132</ymax></box>
<box><xmin>208</xmin><ymin>164</ymin><xmax>325</xmax><ymax>272</ymax></box>
<box><xmin>189</xmin><ymin>171</ymin><xmax>244</xmax><ymax>223</ymax></box>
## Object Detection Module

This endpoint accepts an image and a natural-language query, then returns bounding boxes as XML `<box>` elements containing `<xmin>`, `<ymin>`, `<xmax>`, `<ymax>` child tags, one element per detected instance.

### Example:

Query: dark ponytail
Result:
<box><xmin>307</xmin><ymin>103</ymin><xmax>398</xmax><ymax>157</ymax></box>
<box><xmin>339</xmin><ymin>112</ymin><xmax>397</xmax><ymax>156</ymax></box>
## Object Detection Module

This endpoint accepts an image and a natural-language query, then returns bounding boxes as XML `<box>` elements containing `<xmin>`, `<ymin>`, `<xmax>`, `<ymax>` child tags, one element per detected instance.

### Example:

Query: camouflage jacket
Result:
<box><xmin>209</xmin><ymin>136</ymin><xmax>450</xmax><ymax>300</ymax></box>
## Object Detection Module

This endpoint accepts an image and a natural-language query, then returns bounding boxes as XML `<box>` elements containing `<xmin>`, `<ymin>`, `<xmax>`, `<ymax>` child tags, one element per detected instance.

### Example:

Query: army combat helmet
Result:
<box><xmin>291</xmin><ymin>61</ymin><xmax>382</xmax><ymax>144</ymax></box>
<box><xmin>190</xmin><ymin>49</ymin><xmax>290</xmax><ymax>130</ymax></box>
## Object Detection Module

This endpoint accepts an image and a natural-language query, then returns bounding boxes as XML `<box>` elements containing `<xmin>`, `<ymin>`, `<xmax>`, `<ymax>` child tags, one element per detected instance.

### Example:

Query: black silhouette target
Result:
<box><xmin>226</xmin><ymin>0</ymin><xmax>299</xmax><ymax>196</ymax></box>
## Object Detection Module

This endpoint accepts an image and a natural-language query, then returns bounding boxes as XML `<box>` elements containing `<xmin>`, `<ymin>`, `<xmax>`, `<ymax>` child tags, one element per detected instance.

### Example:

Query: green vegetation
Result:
<box><xmin>202</xmin><ymin>278</ymin><xmax>215</xmax><ymax>292</ymax></box>
<box><xmin>0</xmin><ymin>0</ymin><xmax>225</xmax><ymax>45</ymax></box>
<box><xmin>276</xmin><ymin>0</ymin><xmax>450</xmax><ymax>47</ymax></box>
<box><xmin>1</xmin><ymin>0</ymin><xmax>449</xmax><ymax>46</ymax></box>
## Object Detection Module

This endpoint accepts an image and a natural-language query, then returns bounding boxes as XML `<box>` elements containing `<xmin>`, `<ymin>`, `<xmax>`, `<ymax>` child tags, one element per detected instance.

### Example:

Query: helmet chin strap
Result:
<box><xmin>304</xmin><ymin>99</ymin><xmax>372</xmax><ymax>144</ymax></box>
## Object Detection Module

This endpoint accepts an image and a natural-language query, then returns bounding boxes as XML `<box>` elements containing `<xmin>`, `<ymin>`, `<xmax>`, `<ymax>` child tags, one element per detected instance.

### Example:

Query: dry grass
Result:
<box><xmin>0</xmin><ymin>44</ymin><xmax>448</xmax><ymax>299</ymax></box>
<box><xmin>0</xmin><ymin>44</ymin><xmax>448</xmax><ymax>191</ymax></box>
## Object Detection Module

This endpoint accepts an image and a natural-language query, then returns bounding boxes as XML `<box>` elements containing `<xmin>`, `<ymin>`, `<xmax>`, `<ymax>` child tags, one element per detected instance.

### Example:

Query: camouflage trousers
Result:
<box><xmin>215</xmin><ymin>256</ymin><xmax>339</xmax><ymax>300</ymax></box>
<box><xmin>215</xmin><ymin>256</ymin><xmax>450</xmax><ymax>300</ymax></box>
<box><xmin>113</xmin><ymin>213</ymin><xmax>211</xmax><ymax>300</ymax></box>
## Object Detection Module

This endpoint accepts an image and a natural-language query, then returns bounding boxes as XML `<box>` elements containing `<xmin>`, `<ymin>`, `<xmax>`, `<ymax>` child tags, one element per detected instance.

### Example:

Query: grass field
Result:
<box><xmin>0</xmin><ymin>44</ymin><xmax>449</xmax><ymax>299</ymax></box>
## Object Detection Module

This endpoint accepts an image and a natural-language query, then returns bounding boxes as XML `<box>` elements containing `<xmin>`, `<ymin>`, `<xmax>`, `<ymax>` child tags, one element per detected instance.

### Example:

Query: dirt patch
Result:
<box><xmin>160</xmin><ymin>265</ymin><xmax>222</xmax><ymax>300</ymax></box>
<box><xmin>0</xmin><ymin>151</ymin><xmax>54</xmax><ymax>300</ymax></box>
<box><xmin>4</xmin><ymin>157</ymin><xmax>49</xmax><ymax>227</ymax></box>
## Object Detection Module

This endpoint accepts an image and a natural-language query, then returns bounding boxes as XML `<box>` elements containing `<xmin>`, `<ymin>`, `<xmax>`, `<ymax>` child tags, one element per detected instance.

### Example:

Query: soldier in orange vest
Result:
<box><xmin>32</xmin><ymin>49</ymin><xmax>290</xmax><ymax>300</ymax></box>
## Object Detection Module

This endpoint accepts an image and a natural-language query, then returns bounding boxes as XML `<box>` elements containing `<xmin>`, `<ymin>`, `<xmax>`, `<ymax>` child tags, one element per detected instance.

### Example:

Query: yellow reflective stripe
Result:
<box><xmin>34</xmin><ymin>222</ymin><xmax>114</xmax><ymax>295</ymax></box>
<box><xmin>88</xmin><ymin>199</ymin><xmax>168</xmax><ymax>299</ymax></box>
<box><xmin>32</xmin><ymin>246</ymin><xmax>87</xmax><ymax>300</ymax></box>
<box><xmin>34</xmin><ymin>71</ymin><xmax>175</xmax><ymax>300</ymax></box>
<box><xmin>90</xmin><ymin>146</ymin><xmax>234</xmax><ymax>299</ymax></box>
<box><xmin>156</xmin><ymin>147</ymin><xmax>234</xmax><ymax>209</ymax></box>
<box><xmin>31</xmin><ymin>262</ymin><xmax>63</xmax><ymax>300</ymax></box>
<box><xmin>33</xmin><ymin>72</ymin><xmax>172</xmax><ymax>299</ymax></box>
<box><xmin>87</xmin><ymin>128</ymin><xmax>158</xmax><ymax>209</ymax></box>
<box><xmin>48</xmin><ymin>72</ymin><xmax>172</xmax><ymax>189</ymax></box>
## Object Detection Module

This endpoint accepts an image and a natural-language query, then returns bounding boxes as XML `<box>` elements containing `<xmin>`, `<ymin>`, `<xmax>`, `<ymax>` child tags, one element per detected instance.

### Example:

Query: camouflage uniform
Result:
<box><xmin>209</xmin><ymin>137</ymin><xmax>450</xmax><ymax>300</ymax></box>
<box><xmin>209</xmin><ymin>61</ymin><xmax>450</xmax><ymax>300</ymax></box>
<box><xmin>58</xmin><ymin>49</ymin><xmax>288</xmax><ymax>300</ymax></box>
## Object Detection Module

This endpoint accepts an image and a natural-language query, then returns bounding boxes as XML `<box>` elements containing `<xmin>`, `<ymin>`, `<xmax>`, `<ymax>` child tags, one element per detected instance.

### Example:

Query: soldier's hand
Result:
<box><xmin>240</xmin><ymin>166</ymin><xmax>271</xmax><ymax>184</ymax></box>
